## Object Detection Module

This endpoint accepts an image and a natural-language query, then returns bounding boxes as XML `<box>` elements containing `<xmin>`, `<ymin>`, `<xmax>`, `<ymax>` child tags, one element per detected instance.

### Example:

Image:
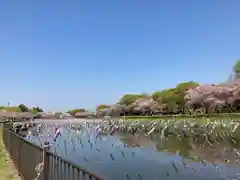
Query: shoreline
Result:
<box><xmin>121</xmin><ymin>113</ymin><xmax>240</xmax><ymax>119</ymax></box>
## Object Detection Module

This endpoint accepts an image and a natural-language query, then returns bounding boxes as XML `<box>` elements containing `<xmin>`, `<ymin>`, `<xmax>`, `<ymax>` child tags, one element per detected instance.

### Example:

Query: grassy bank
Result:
<box><xmin>122</xmin><ymin>113</ymin><xmax>240</xmax><ymax>120</ymax></box>
<box><xmin>0</xmin><ymin>126</ymin><xmax>20</xmax><ymax>180</ymax></box>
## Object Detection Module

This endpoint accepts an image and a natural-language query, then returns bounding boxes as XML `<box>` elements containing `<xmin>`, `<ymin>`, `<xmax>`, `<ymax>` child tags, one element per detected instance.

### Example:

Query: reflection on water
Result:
<box><xmin>27</xmin><ymin>122</ymin><xmax>240</xmax><ymax>180</ymax></box>
<box><xmin>120</xmin><ymin>134</ymin><xmax>240</xmax><ymax>164</ymax></box>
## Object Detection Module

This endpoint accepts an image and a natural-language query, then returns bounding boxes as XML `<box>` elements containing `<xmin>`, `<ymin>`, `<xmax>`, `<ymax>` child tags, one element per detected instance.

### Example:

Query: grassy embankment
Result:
<box><xmin>122</xmin><ymin>113</ymin><xmax>240</xmax><ymax>120</ymax></box>
<box><xmin>0</xmin><ymin>125</ymin><xmax>20</xmax><ymax>180</ymax></box>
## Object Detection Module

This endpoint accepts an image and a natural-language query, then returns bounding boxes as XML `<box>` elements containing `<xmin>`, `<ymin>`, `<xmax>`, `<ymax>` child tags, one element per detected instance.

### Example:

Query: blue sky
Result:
<box><xmin>0</xmin><ymin>0</ymin><xmax>239</xmax><ymax>111</ymax></box>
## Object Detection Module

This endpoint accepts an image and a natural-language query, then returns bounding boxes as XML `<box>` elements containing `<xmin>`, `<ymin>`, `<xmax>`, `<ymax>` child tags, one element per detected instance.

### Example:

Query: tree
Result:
<box><xmin>95</xmin><ymin>81</ymin><xmax>200</xmax><ymax>115</ymax></box>
<box><xmin>96</xmin><ymin>104</ymin><xmax>110</xmax><ymax>110</ymax></box>
<box><xmin>175</xmin><ymin>81</ymin><xmax>199</xmax><ymax>92</ymax></box>
<box><xmin>119</xmin><ymin>94</ymin><xmax>147</xmax><ymax>105</ymax></box>
<box><xmin>152</xmin><ymin>91</ymin><xmax>162</xmax><ymax>101</ymax></box>
<box><xmin>233</xmin><ymin>60</ymin><xmax>240</xmax><ymax>78</ymax></box>
<box><xmin>32</xmin><ymin>107</ymin><xmax>43</xmax><ymax>113</ymax></box>
<box><xmin>96</xmin><ymin>60</ymin><xmax>240</xmax><ymax>115</ymax></box>
<box><xmin>174</xmin><ymin>81</ymin><xmax>199</xmax><ymax>106</ymax></box>
<box><xmin>151</xmin><ymin>81</ymin><xmax>199</xmax><ymax>113</ymax></box>
<box><xmin>18</xmin><ymin>104</ymin><xmax>28</xmax><ymax>112</ymax></box>
<box><xmin>152</xmin><ymin>89</ymin><xmax>176</xmax><ymax>104</ymax></box>
<box><xmin>68</xmin><ymin>109</ymin><xmax>86</xmax><ymax>116</ymax></box>
<box><xmin>167</xmin><ymin>102</ymin><xmax>178</xmax><ymax>113</ymax></box>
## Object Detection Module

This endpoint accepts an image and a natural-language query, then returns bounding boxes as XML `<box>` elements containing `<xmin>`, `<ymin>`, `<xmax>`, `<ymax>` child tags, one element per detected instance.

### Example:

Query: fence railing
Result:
<box><xmin>2</xmin><ymin>122</ymin><xmax>107</xmax><ymax>180</ymax></box>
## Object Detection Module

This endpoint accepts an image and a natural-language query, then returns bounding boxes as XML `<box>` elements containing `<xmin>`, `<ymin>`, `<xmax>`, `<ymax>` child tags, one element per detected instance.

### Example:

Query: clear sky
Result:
<box><xmin>0</xmin><ymin>0</ymin><xmax>239</xmax><ymax>111</ymax></box>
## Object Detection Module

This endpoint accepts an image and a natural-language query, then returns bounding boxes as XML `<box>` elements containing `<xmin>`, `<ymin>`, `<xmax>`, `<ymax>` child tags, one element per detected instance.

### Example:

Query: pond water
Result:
<box><xmin>26</xmin><ymin>119</ymin><xmax>240</xmax><ymax>180</ymax></box>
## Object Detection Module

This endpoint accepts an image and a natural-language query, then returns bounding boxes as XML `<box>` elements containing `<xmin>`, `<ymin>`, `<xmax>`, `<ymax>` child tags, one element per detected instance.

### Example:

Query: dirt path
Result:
<box><xmin>1</xmin><ymin>151</ymin><xmax>22</xmax><ymax>180</ymax></box>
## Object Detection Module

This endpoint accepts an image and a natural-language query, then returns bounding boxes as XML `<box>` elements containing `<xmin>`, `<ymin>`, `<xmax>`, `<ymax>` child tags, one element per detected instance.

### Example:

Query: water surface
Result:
<box><xmin>26</xmin><ymin>119</ymin><xmax>240</xmax><ymax>180</ymax></box>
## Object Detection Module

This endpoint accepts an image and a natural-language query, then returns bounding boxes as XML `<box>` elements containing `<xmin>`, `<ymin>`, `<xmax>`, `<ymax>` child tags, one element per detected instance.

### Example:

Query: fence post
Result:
<box><xmin>43</xmin><ymin>146</ymin><xmax>50</xmax><ymax>180</ymax></box>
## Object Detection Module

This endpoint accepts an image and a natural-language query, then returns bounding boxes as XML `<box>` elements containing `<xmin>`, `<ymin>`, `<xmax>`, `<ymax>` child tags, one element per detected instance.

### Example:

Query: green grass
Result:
<box><xmin>0</xmin><ymin>126</ymin><xmax>18</xmax><ymax>180</ymax></box>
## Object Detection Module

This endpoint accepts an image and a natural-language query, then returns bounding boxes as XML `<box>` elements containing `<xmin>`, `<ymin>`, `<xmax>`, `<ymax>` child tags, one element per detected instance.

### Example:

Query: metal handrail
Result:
<box><xmin>2</xmin><ymin>123</ymin><xmax>110</xmax><ymax>180</ymax></box>
<box><xmin>46</xmin><ymin>151</ymin><xmax>108</xmax><ymax>180</ymax></box>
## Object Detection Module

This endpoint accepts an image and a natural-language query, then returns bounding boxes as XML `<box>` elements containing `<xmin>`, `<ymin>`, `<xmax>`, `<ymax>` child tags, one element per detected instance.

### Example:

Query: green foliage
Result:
<box><xmin>18</xmin><ymin>104</ymin><xmax>28</xmax><ymax>112</ymax></box>
<box><xmin>119</xmin><ymin>94</ymin><xmax>148</xmax><ymax>105</ymax></box>
<box><xmin>0</xmin><ymin>106</ymin><xmax>22</xmax><ymax>112</ymax></box>
<box><xmin>112</xmin><ymin>81</ymin><xmax>199</xmax><ymax>115</ymax></box>
<box><xmin>96</xmin><ymin>104</ymin><xmax>110</xmax><ymax>110</ymax></box>
<box><xmin>234</xmin><ymin>60</ymin><xmax>240</xmax><ymax>77</ymax></box>
<box><xmin>175</xmin><ymin>81</ymin><xmax>199</xmax><ymax>92</ymax></box>
<box><xmin>0</xmin><ymin>104</ymin><xmax>43</xmax><ymax>113</ymax></box>
<box><xmin>97</xmin><ymin>60</ymin><xmax>240</xmax><ymax>116</ymax></box>
<box><xmin>68</xmin><ymin>108</ymin><xmax>86</xmax><ymax>115</ymax></box>
<box><xmin>174</xmin><ymin>81</ymin><xmax>199</xmax><ymax>106</ymax></box>
<box><xmin>151</xmin><ymin>81</ymin><xmax>199</xmax><ymax>113</ymax></box>
<box><xmin>31</xmin><ymin>107</ymin><xmax>43</xmax><ymax>114</ymax></box>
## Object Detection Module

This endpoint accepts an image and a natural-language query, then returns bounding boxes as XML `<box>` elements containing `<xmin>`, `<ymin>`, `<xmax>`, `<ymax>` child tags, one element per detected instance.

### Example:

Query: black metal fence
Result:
<box><xmin>2</xmin><ymin>122</ymin><xmax>106</xmax><ymax>180</ymax></box>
